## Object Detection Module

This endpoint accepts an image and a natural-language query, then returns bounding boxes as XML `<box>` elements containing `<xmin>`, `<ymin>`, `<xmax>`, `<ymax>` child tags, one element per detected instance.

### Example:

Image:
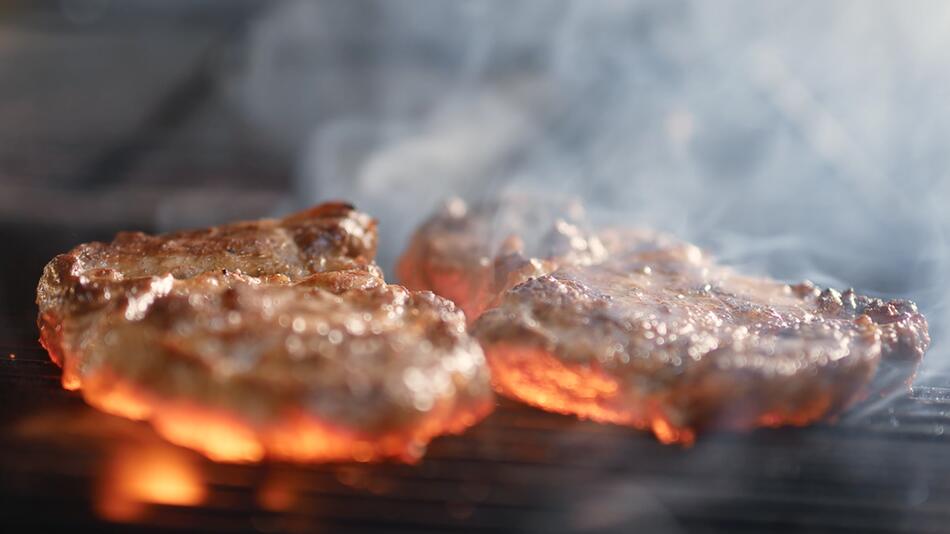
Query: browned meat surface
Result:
<box><xmin>399</xmin><ymin>199</ymin><xmax>929</xmax><ymax>442</ymax></box>
<box><xmin>397</xmin><ymin>197</ymin><xmax>606</xmax><ymax>321</ymax></box>
<box><xmin>36</xmin><ymin>203</ymin><xmax>492</xmax><ymax>463</ymax></box>
<box><xmin>38</xmin><ymin>202</ymin><xmax>381</xmax><ymax>291</ymax></box>
<box><xmin>473</xmin><ymin>231</ymin><xmax>929</xmax><ymax>443</ymax></box>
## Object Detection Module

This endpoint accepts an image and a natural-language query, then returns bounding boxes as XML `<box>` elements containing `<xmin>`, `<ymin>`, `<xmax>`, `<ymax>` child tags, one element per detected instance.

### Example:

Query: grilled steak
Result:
<box><xmin>401</xmin><ymin>199</ymin><xmax>929</xmax><ymax>442</ymax></box>
<box><xmin>474</xmin><ymin>231</ymin><xmax>929</xmax><ymax>443</ymax></box>
<box><xmin>37</xmin><ymin>203</ymin><xmax>492</xmax><ymax>462</ymax></box>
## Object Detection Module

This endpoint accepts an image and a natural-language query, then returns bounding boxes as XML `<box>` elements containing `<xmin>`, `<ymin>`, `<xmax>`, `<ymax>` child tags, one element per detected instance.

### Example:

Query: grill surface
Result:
<box><xmin>2</xmin><ymin>325</ymin><xmax>950</xmax><ymax>533</ymax></box>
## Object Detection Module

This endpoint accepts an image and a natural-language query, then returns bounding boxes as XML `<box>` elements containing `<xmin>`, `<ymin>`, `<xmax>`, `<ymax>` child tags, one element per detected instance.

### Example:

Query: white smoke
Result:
<box><xmin>231</xmin><ymin>0</ymin><xmax>950</xmax><ymax>371</ymax></box>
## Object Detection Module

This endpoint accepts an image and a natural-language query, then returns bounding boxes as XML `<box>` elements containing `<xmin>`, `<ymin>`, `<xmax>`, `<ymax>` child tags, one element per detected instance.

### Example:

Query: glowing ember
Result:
<box><xmin>485</xmin><ymin>343</ymin><xmax>697</xmax><ymax>444</ymax></box>
<box><xmin>15</xmin><ymin>406</ymin><xmax>209</xmax><ymax>523</ymax></box>
<box><xmin>650</xmin><ymin>418</ymin><xmax>694</xmax><ymax>446</ymax></box>
<box><xmin>70</xmin><ymin>369</ymin><xmax>493</xmax><ymax>464</ymax></box>
<box><xmin>83</xmin><ymin>373</ymin><xmax>153</xmax><ymax>421</ymax></box>
<box><xmin>97</xmin><ymin>446</ymin><xmax>206</xmax><ymax>522</ymax></box>
<box><xmin>150</xmin><ymin>405</ymin><xmax>265</xmax><ymax>463</ymax></box>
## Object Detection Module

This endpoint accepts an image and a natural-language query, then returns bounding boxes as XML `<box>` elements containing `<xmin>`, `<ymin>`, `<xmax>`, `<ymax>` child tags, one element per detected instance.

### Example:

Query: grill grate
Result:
<box><xmin>3</xmin><ymin>337</ymin><xmax>950</xmax><ymax>534</ymax></box>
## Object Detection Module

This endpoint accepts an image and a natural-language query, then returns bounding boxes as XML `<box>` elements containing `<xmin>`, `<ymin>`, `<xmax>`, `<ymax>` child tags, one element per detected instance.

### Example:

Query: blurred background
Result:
<box><xmin>3</xmin><ymin>1</ymin><xmax>950</xmax><ymax>532</ymax></box>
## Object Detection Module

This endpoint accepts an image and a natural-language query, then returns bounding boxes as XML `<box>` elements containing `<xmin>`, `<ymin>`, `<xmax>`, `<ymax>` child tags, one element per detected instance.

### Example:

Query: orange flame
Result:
<box><xmin>97</xmin><ymin>446</ymin><xmax>206</xmax><ymax>522</ymax></box>
<box><xmin>67</xmin><ymin>368</ymin><xmax>493</xmax><ymax>464</ymax></box>
<box><xmin>39</xmin><ymin>314</ymin><xmax>492</xmax><ymax>464</ymax></box>
<box><xmin>485</xmin><ymin>343</ymin><xmax>696</xmax><ymax>445</ymax></box>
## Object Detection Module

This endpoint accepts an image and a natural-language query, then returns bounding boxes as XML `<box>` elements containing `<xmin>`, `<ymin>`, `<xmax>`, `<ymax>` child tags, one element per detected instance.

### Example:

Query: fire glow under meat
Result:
<box><xmin>35</xmin><ymin>203</ymin><xmax>493</xmax><ymax>463</ymax></box>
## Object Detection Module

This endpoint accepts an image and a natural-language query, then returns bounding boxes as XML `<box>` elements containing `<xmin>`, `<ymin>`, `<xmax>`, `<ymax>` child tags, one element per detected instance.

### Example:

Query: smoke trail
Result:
<box><xmin>233</xmin><ymin>0</ymin><xmax>950</xmax><ymax>375</ymax></box>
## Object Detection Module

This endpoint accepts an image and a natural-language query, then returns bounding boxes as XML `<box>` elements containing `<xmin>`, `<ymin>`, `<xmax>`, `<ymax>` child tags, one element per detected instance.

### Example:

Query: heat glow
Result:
<box><xmin>39</xmin><ymin>302</ymin><xmax>493</xmax><ymax>464</ymax></box>
<box><xmin>97</xmin><ymin>446</ymin><xmax>206</xmax><ymax>522</ymax></box>
<box><xmin>60</xmin><ymin>366</ymin><xmax>492</xmax><ymax>463</ymax></box>
<box><xmin>484</xmin><ymin>343</ymin><xmax>697</xmax><ymax>445</ymax></box>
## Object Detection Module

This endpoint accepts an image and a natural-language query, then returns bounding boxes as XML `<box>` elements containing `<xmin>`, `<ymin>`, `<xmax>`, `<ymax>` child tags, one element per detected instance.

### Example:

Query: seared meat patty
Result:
<box><xmin>473</xmin><ymin>231</ymin><xmax>929</xmax><ymax>443</ymax></box>
<box><xmin>37</xmin><ymin>203</ymin><xmax>492</xmax><ymax>462</ymax></box>
<box><xmin>397</xmin><ymin>196</ymin><xmax>606</xmax><ymax>321</ymax></box>
<box><xmin>401</xmin><ymin>199</ymin><xmax>929</xmax><ymax>442</ymax></box>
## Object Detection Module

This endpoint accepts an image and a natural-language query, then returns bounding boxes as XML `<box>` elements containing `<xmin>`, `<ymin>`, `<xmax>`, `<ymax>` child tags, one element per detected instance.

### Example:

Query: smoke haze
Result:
<box><xmin>233</xmin><ymin>0</ymin><xmax>950</xmax><ymax>372</ymax></box>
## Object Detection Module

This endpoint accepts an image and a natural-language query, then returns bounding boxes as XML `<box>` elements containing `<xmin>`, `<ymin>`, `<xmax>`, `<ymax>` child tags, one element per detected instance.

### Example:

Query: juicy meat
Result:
<box><xmin>397</xmin><ymin>196</ymin><xmax>606</xmax><ymax>321</ymax></box>
<box><xmin>473</xmin><ymin>230</ymin><xmax>929</xmax><ymax>443</ymax></box>
<box><xmin>40</xmin><ymin>202</ymin><xmax>381</xmax><ymax>288</ymax></box>
<box><xmin>400</xmin><ymin>199</ymin><xmax>929</xmax><ymax>442</ymax></box>
<box><xmin>37</xmin><ymin>203</ymin><xmax>492</xmax><ymax>462</ymax></box>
